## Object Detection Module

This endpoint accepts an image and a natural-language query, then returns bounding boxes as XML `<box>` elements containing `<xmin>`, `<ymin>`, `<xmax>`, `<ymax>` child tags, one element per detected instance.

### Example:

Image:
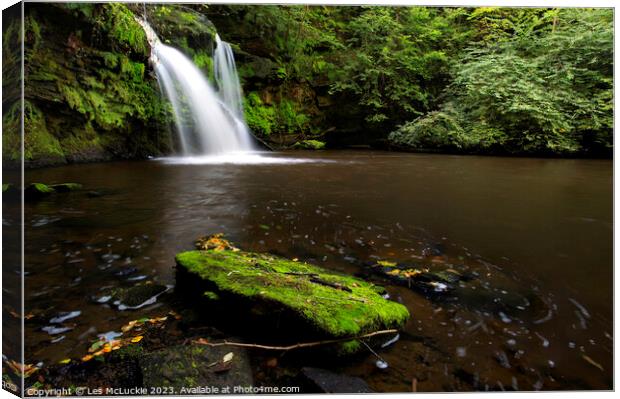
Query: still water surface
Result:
<box><xmin>19</xmin><ymin>151</ymin><xmax>612</xmax><ymax>391</ymax></box>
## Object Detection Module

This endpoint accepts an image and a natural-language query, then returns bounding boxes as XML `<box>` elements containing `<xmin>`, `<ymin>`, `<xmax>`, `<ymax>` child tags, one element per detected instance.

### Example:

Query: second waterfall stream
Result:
<box><xmin>137</xmin><ymin>18</ymin><xmax>256</xmax><ymax>157</ymax></box>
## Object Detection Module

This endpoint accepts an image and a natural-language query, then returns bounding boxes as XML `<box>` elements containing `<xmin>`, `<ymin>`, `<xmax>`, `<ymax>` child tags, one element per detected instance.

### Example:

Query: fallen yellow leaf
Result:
<box><xmin>81</xmin><ymin>355</ymin><xmax>93</xmax><ymax>362</ymax></box>
<box><xmin>58</xmin><ymin>359</ymin><xmax>71</xmax><ymax>365</ymax></box>
<box><xmin>131</xmin><ymin>336</ymin><xmax>143</xmax><ymax>343</ymax></box>
<box><xmin>378</xmin><ymin>260</ymin><xmax>397</xmax><ymax>267</ymax></box>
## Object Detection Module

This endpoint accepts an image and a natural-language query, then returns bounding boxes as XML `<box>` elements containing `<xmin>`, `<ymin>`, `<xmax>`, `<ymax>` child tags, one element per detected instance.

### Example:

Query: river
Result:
<box><xmin>12</xmin><ymin>150</ymin><xmax>612</xmax><ymax>391</ymax></box>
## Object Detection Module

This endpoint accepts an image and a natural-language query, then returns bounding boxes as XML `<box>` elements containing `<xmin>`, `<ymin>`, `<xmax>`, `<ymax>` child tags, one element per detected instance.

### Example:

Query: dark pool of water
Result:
<box><xmin>13</xmin><ymin>151</ymin><xmax>613</xmax><ymax>391</ymax></box>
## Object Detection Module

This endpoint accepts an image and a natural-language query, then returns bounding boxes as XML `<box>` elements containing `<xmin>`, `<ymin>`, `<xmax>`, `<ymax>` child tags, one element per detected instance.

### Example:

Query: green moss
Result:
<box><xmin>120</xmin><ymin>56</ymin><xmax>145</xmax><ymax>82</ymax></box>
<box><xmin>293</xmin><ymin>140</ymin><xmax>326</xmax><ymax>150</ymax></box>
<box><xmin>192</xmin><ymin>51</ymin><xmax>213</xmax><ymax>80</ymax></box>
<box><xmin>26</xmin><ymin>183</ymin><xmax>54</xmax><ymax>196</ymax></box>
<box><xmin>101</xmin><ymin>3</ymin><xmax>148</xmax><ymax>57</ymax></box>
<box><xmin>23</xmin><ymin>101</ymin><xmax>65</xmax><ymax>163</ymax></box>
<box><xmin>102</xmin><ymin>52</ymin><xmax>119</xmax><ymax>69</ymax></box>
<box><xmin>244</xmin><ymin>92</ymin><xmax>276</xmax><ymax>136</ymax></box>
<box><xmin>2</xmin><ymin>184</ymin><xmax>10</xmax><ymax>193</ymax></box>
<box><xmin>339</xmin><ymin>340</ymin><xmax>361</xmax><ymax>355</ymax></box>
<box><xmin>244</xmin><ymin>92</ymin><xmax>311</xmax><ymax>137</ymax></box>
<box><xmin>203</xmin><ymin>291</ymin><xmax>220</xmax><ymax>301</ymax></box>
<box><xmin>2</xmin><ymin>102</ymin><xmax>22</xmax><ymax>163</ymax></box>
<box><xmin>62</xmin><ymin>3</ymin><xmax>96</xmax><ymax>19</ymax></box>
<box><xmin>113</xmin><ymin>344</ymin><xmax>143</xmax><ymax>360</ymax></box>
<box><xmin>176</xmin><ymin>248</ymin><xmax>410</xmax><ymax>340</ymax></box>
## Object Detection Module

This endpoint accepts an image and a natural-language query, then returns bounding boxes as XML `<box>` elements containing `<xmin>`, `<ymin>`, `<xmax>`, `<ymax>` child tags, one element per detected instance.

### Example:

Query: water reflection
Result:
<box><xmin>21</xmin><ymin>151</ymin><xmax>612</xmax><ymax>391</ymax></box>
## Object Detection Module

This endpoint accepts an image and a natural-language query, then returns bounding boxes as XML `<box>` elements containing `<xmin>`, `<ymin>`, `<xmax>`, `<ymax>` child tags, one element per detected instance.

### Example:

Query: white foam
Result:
<box><xmin>154</xmin><ymin>152</ymin><xmax>335</xmax><ymax>165</ymax></box>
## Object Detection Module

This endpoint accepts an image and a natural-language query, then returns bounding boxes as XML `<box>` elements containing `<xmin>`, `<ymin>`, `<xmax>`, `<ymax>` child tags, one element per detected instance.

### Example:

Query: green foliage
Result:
<box><xmin>390</xmin><ymin>8</ymin><xmax>613</xmax><ymax>155</ymax></box>
<box><xmin>192</xmin><ymin>51</ymin><xmax>214</xmax><ymax>80</ymax></box>
<box><xmin>62</xmin><ymin>3</ymin><xmax>96</xmax><ymax>19</ymax></box>
<box><xmin>99</xmin><ymin>3</ymin><xmax>148</xmax><ymax>57</ymax></box>
<box><xmin>244</xmin><ymin>92</ymin><xmax>310</xmax><ymax>137</ymax></box>
<box><xmin>328</xmin><ymin>7</ymin><xmax>451</xmax><ymax>125</ymax></box>
<box><xmin>389</xmin><ymin>106</ymin><xmax>471</xmax><ymax>151</ymax></box>
<box><xmin>244</xmin><ymin>92</ymin><xmax>276</xmax><ymax>136</ymax></box>
<box><xmin>120</xmin><ymin>56</ymin><xmax>145</xmax><ymax>82</ymax></box>
<box><xmin>15</xmin><ymin>2</ymin><xmax>174</xmax><ymax>167</ymax></box>
<box><xmin>23</xmin><ymin>101</ymin><xmax>65</xmax><ymax>162</ymax></box>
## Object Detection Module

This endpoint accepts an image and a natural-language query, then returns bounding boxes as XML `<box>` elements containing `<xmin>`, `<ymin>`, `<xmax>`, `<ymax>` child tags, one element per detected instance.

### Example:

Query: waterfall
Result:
<box><xmin>214</xmin><ymin>34</ymin><xmax>244</xmax><ymax>119</ymax></box>
<box><xmin>137</xmin><ymin>19</ymin><xmax>255</xmax><ymax>156</ymax></box>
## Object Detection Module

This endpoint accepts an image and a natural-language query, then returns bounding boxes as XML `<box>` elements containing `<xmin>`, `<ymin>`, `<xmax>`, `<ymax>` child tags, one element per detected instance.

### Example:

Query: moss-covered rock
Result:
<box><xmin>6</xmin><ymin>3</ymin><xmax>174</xmax><ymax>168</ymax></box>
<box><xmin>293</xmin><ymin>139</ymin><xmax>326</xmax><ymax>150</ymax></box>
<box><xmin>140</xmin><ymin>344</ymin><xmax>252</xmax><ymax>391</ymax></box>
<box><xmin>25</xmin><ymin>182</ymin><xmax>55</xmax><ymax>200</ymax></box>
<box><xmin>23</xmin><ymin>182</ymin><xmax>84</xmax><ymax>200</ymax></box>
<box><xmin>175</xmin><ymin>244</ymin><xmax>409</xmax><ymax>350</ymax></box>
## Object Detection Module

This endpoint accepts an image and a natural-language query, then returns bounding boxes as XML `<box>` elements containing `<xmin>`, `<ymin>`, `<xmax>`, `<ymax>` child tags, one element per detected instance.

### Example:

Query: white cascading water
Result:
<box><xmin>213</xmin><ymin>34</ymin><xmax>243</xmax><ymax>119</ymax></box>
<box><xmin>137</xmin><ymin>19</ymin><xmax>255</xmax><ymax>156</ymax></box>
<box><xmin>137</xmin><ymin>17</ymin><xmax>327</xmax><ymax>165</ymax></box>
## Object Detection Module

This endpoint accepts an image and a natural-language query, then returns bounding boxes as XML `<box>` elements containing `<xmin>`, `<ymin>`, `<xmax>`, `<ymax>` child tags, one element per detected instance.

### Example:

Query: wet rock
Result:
<box><xmin>175</xmin><ymin>239</ymin><xmax>409</xmax><ymax>354</ymax></box>
<box><xmin>2</xmin><ymin>183</ymin><xmax>20</xmax><ymax>202</ymax></box>
<box><xmin>24</xmin><ymin>182</ymin><xmax>83</xmax><ymax>200</ymax></box>
<box><xmin>49</xmin><ymin>311</ymin><xmax>81</xmax><ymax>324</ymax></box>
<box><xmin>25</xmin><ymin>183</ymin><xmax>54</xmax><ymax>200</ymax></box>
<box><xmin>140</xmin><ymin>344</ymin><xmax>252</xmax><ymax>391</ymax></box>
<box><xmin>86</xmin><ymin>191</ymin><xmax>104</xmax><ymax>198</ymax></box>
<box><xmin>422</xmin><ymin>244</ymin><xmax>444</xmax><ymax>257</ymax></box>
<box><xmin>300</xmin><ymin>367</ymin><xmax>373</xmax><ymax>393</ymax></box>
<box><xmin>101</xmin><ymin>284</ymin><xmax>170</xmax><ymax>310</ymax></box>
<box><xmin>368</xmin><ymin>261</ymin><xmax>464</xmax><ymax>294</ymax></box>
<box><xmin>49</xmin><ymin>183</ymin><xmax>82</xmax><ymax>192</ymax></box>
<box><xmin>114</xmin><ymin>266</ymin><xmax>138</xmax><ymax>277</ymax></box>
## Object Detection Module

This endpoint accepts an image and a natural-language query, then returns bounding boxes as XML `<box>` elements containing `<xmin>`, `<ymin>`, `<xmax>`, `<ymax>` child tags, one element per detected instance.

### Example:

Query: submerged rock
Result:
<box><xmin>24</xmin><ymin>182</ymin><xmax>83</xmax><ymax>200</ymax></box>
<box><xmin>25</xmin><ymin>183</ymin><xmax>55</xmax><ymax>200</ymax></box>
<box><xmin>175</xmin><ymin>242</ymin><xmax>409</xmax><ymax>353</ymax></box>
<box><xmin>49</xmin><ymin>183</ymin><xmax>82</xmax><ymax>192</ymax></box>
<box><xmin>2</xmin><ymin>183</ymin><xmax>20</xmax><ymax>202</ymax></box>
<box><xmin>98</xmin><ymin>284</ymin><xmax>170</xmax><ymax>310</ymax></box>
<box><xmin>140</xmin><ymin>344</ymin><xmax>252</xmax><ymax>391</ymax></box>
<box><xmin>300</xmin><ymin>367</ymin><xmax>373</xmax><ymax>393</ymax></box>
<box><xmin>370</xmin><ymin>261</ymin><xmax>465</xmax><ymax>294</ymax></box>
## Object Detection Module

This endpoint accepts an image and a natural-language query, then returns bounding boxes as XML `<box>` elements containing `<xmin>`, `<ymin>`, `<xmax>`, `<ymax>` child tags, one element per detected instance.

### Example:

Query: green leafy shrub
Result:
<box><xmin>389</xmin><ymin>107</ymin><xmax>473</xmax><ymax>151</ymax></box>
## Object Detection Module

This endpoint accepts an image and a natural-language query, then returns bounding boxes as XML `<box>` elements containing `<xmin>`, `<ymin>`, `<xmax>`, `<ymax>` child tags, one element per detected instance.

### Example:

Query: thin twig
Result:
<box><xmin>191</xmin><ymin>329</ymin><xmax>399</xmax><ymax>351</ymax></box>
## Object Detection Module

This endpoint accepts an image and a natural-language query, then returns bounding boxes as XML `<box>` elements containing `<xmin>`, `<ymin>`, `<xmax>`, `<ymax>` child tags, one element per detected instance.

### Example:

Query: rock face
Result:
<box><xmin>3</xmin><ymin>3</ymin><xmax>174</xmax><ymax>169</ymax></box>
<box><xmin>175</xmin><ymin>242</ymin><xmax>409</xmax><ymax>353</ymax></box>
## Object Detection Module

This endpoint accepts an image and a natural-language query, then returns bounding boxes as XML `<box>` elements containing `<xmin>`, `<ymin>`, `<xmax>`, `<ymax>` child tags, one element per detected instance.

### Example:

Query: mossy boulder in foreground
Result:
<box><xmin>175</xmin><ymin>245</ymin><xmax>409</xmax><ymax>352</ymax></box>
